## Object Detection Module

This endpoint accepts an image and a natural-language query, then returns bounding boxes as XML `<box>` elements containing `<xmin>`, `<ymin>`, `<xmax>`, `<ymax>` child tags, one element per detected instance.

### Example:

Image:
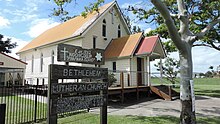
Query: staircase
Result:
<box><xmin>150</xmin><ymin>85</ymin><xmax>179</xmax><ymax>100</ymax></box>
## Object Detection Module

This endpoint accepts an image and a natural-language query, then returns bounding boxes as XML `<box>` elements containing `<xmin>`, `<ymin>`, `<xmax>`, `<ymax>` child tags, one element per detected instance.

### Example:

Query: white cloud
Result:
<box><xmin>151</xmin><ymin>47</ymin><xmax>220</xmax><ymax>73</ymax></box>
<box><xmin>26</xmin><ymin>19</ymin><xmax>60</xmax><ymax>38</ymax></box>
<box><xmin>2</xmin><ymin>0</ymin><xmax>47</xmax><ymax>23</ymax></box>
<box><xmin>192</xmin><ymin>47</ymin><xmax>220</xmax><ymax>72</ymax></box>
<box><xmin>144</xmin><ymin>28</ymin><xmax>151</xmax><ymax>34</ymax></box>
<box><xmin>121</xmin><ymin>1</ymin><xmax>150</xmax><ymax>9</ymax></box>
<box><xmin>0</xmin><ymin>16</ymin><xmax>10</xmax><ymax>27</ymax></box>
<box><xmin>3</xmin><ymin>36</ymin><xmax>29</xmax><ymax>59</ymax></box>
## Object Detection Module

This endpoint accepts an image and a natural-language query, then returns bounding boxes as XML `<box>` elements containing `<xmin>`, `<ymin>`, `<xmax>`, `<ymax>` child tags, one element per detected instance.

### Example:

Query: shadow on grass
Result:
<box><xmin>125</xmin><ymin>115</ymin><xmax>179</xmax><ymax>124</ymax></box>
<box><xmin>195</xmin><ymin>89</ymin><xmax>220</xmax><ymax>98</ymax></box>
<box><xmin>197</xmin><ymin>116</ymin><xmax>220</xmax><ymax>124</ymax></box>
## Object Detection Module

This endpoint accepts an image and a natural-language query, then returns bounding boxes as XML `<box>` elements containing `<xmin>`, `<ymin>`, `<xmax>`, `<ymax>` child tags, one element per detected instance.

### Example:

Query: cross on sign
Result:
<box><xmin>61</xmin><ymin>47</ymin><xmax>69</xmax><ymax>61</ymax></box>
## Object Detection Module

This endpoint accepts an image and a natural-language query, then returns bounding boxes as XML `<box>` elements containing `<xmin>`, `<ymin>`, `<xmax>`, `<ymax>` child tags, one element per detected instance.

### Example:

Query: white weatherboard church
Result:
<box><xmin>17</xmin><ymin>1</ymin><xmax>166</xmax><ymax>87</ymax></box>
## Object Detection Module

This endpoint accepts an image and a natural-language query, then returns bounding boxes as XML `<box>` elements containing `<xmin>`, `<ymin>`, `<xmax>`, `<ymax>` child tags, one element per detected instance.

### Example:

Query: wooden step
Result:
<box><xmin>150</xmin><ymin>85</ymin><xmax>179</xmax><ymax>100</ymax></box>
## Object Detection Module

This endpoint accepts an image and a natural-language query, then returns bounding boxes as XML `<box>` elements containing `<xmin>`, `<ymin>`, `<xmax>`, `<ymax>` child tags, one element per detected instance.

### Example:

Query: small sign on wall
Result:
<box><xmin>57</xmin><ymin>44</ymin><xmax>105</xmax><ymax>65</ymax></box>
<box><xmin>0</xmin><ymin>62</ymin><xmax>4</xmax><ymax>65</ymax></box>
<box><xmin>190</xmin><ymin>80</ymin><xmax>195</xmax><ymax>112</ymax></box>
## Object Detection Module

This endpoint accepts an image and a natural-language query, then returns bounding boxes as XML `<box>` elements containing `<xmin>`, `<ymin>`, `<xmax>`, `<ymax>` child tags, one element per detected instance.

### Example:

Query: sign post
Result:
<box><xmin>0</xmin><ymin>104</ymin><xmax>6</xmax><ymax>124</ymax></box>
<box><xmin>47</xmin><ymin>44</ymin><xmax>108</xmax><ymax>124</ymax></box>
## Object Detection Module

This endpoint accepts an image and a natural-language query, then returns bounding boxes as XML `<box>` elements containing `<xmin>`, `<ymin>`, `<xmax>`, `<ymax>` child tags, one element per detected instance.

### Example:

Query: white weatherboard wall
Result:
<box><xmin>0</xmin><ymin>53</ymin><xmax>26</xmax><ymax>86</ymax></box>
<box><xmin>103</xmin><ymin>58</ymin><xmax>130</xmax><ymax>87</ymax></box>
<box><xmin>19</xmin><ymin>38</ymin><xmax>82</xmax><ymax>85</ymax></box>
<box><xmin>0</xmin><ymin>54</ymin><xmax>26</xmax><ymax>69</ymax></box>
<box><xmin>82</xmin><ymin>5</ymin><xmax>128</xmax><ymax>50</ymax></box>
<box><xmin>130</xmin><ymin>57</ymin><xmax>137</xmax><ymax>86</ymax></box>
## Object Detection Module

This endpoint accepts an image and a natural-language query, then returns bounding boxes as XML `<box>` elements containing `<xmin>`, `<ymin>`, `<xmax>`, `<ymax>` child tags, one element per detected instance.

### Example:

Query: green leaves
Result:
<box><xmin>81</xmin><ymin>0</ymin><xmax>104</xmax><ymax>18</ymax></box>
<box><xmin>49</xmin><ymin>0</ymin><xmax>73</xmax><ymax>22</ymax></box>
<box><xmin>154</xmin><ymin>57</ymin><xmax>180</xmax><ymax>85</ymax></box>
<box><xmin>0</xmin><ymin>34</ymin><xmax>17</xmax><ymax>53</ymax></box>
<box><xmin>128</xmin><ymin>0</ymin><xmax>220</xmax><ymax>52</ymax></box>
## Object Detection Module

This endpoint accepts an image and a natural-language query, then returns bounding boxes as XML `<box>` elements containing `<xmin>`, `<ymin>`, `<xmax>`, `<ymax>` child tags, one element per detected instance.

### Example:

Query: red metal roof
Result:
<box><xmin>135</xmin><ymin>35</ymin><xmax>159</xmax><ymax>55</ymax></box>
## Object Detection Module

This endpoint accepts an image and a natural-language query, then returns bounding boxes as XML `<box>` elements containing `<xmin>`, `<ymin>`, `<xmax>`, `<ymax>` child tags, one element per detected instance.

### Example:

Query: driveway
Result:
<box><xmin>90</xmin><ymin>96</ymin><xmax>220</xmax><ymax>117</ymax></box>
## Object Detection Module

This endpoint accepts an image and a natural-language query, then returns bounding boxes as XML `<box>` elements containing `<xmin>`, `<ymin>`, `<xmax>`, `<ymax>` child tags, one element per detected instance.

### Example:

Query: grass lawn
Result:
<box><xmin>37</xmin><ymin>112</ymin><xmax>220</xmax><ymax>124</ymax></box>
<box><xmin>0</xmin><ymin>95</ymin><xmax>47</xmax><ymax>124</ymax></box>
<box><xmin>151</xmin><ymin>78</ymin><xmax>220</xmax><ymax>97</ymax></box>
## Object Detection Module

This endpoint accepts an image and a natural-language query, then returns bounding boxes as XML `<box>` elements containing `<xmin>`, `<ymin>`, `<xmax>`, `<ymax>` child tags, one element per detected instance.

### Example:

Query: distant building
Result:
<box><xmin>0</xmin><ymin>53</ymin><xmax>26</xmax><ymax>86</ymax></box>
<box><xmin>17</xmin><ymin>1</ymin><xmax>166</xmax><ymax>86</ymax></box>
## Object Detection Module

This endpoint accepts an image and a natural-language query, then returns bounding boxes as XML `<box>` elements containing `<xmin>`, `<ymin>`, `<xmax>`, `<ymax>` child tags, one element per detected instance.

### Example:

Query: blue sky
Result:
<box><xmin>0</xmin><ymin>0</ymin><xmax>219</xmax><ymax>72</ymax></box>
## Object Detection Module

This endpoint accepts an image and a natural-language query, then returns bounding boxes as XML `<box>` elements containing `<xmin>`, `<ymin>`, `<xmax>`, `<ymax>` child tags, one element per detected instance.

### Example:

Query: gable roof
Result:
<box><xmin>105</xmin><ymin>34</ymin><xmax>166</xmax><ymax>60</ymax></box>
<box><xmin>18</xmin><ymin>1</ymin><xmax>120</xmax><ymax>53</ymax></box>
<box><xmin>135</xmin><ymin>35</ymin><xmax>166</xmax><ymax>58</ymax></box>
<box><xmin>105</xmin><ymin>33</ymin><xmax>143</xmax><ymax>59</ymax></box>
<box><xmin>0</xmin><ymin>53</ymin><xmax>27</xmax><ymax>65</ymax></box>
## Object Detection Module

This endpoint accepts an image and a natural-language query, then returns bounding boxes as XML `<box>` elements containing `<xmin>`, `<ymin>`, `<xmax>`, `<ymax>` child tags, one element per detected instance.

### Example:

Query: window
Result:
<box><xmin>31</xmin><ymin>55</ymin><xmax>34</xmax><ymax>73</ymax></box>
<box><xmin>93</xmin><ymin>36</ymin><xmax>97</xmax><ymax>49</ymax></box>
<box><xmin>40</xmin><ymin>53</ymin><xmax>43</xmax><ymax>72</ymax></box>
<box><xmin>113</xmin><ymin>62</ymin><xmax>116</xmax><ymax>72</ymax></box>
<box><xmin>102</xmin><ymin>19</ymin><xmax>106</xmax><ymax>37</ymax></box>
<box><xmin>118</xmin><ymin>25</ymin><xmax>121</xmax><ymax>38</ymax></box>
<box><xmin>51</xmin><ymin>50</ymin><xmax>55</xmax><ymax>64</ymax></box>
<box><xmin>42</xmin><ymin>78</ymin><xmax>45</xmax><ymax>86</ymax></box>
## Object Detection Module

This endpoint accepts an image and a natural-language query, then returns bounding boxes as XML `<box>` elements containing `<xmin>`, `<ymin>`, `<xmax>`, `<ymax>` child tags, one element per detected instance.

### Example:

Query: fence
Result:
<box><xmin>0</xmin><ymin>84</ymin><xmax>47</xmax><ymax>124</ymax></box>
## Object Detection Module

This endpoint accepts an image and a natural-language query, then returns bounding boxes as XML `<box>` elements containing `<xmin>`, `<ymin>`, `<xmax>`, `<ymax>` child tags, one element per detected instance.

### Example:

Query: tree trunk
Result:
<box><xmin>179</xmin><ymin>47</ymin><xmax>196</xmax><ymax>124</ymax></box>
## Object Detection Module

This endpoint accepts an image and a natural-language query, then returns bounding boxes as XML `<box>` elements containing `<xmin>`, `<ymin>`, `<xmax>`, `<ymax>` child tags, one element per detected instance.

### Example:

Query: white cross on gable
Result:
<box><xmin>110</xmin><ymin>8</ymin><xmax>115</xmax><ymax>24</ymax></box>
<box><xmin>61</xmin><ymin>47</ymin><xmax>69</xmax><ymax>61</ymax></box>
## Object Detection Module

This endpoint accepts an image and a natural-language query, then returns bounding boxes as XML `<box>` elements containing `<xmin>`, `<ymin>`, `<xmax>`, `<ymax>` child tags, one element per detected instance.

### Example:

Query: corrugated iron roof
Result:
<box><xmin>18</xmin><ymin>1</ymin><xmax>114</xmax><ymax>53</ymax></box>
<box><xmin>105</xmin><ymin>33</ymin><xmax>143</xmax><ymax>59</ymax></box>
<box><xmin>135</xmin><ymin>35</ymin><xmax>159</xmax><ymax>56</ymax></box>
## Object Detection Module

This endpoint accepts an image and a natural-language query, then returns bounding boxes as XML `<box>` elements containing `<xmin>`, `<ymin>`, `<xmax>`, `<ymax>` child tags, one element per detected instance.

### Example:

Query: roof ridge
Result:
<box><xmin>18</xmin><ymin>1</ymin><xmax>116</xmax><ymax>53</ymax></box>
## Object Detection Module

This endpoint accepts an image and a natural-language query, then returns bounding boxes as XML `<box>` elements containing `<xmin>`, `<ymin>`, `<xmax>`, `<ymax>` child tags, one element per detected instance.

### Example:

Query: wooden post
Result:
<box><xmin>99</xmin><ymin>65</ymin><xmax>108</xmax><ymax>124</ymax></box>
<box><xmin>159</xmin><ymin>58</ymin><xmax>163</xmax><ymax>84</ymax></box>
<box><xmin>136</xmin><ymin>72</ymin><xmax>139</xmax><ymax>100</ymax></box>
<box><xmin>127</xmin><ymin>73</ymin><xmax>130</xmax><ymax>86</ymax></box>
<box><xmin>100</xmin><ymin>90</ymin><xmax>108</xmax><ymax>124</ymax></box>
<box><xmin>0</xmin><ymin>104</ymin><xmax>6</xmax><ymax>124</ymax></box>
<box><xmin>120</xmin><ymin>72</ymin><xmax>124</xmax><ymax>103</ymax></box>
<box><xmin>47</xmin><ymin>65</ymin><xmax>58</xmax><ymax>124</ymax></box>
<box><xmin>146</xmin><ymin>56</ymin><xmax>150</xmax><ymax>86</ymax></box>
<box><xmin>168</xmin><ymin>85</ymin><xmax>171</xmax><ymax>100</ymax></box>
<box><xmin>34</xmin><ymin>79</ymin><xmax>39</xmax><ymax>122</ymax></box>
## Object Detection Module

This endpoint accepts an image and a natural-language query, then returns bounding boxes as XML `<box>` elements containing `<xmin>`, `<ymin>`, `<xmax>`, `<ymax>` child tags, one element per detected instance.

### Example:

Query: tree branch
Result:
<box><xmin>193</xmin><ymin>42</ymin><xmax>220</xmax><ymax>51</ymax></box>
<box><xmin>192</xmin><ymin>43</ymin><xmax>212</xmax><ymax>48</ymax></box>
<box><xmin>150</xmin><ymin>0</ymin><xmax>186</xmax><ymax>52</ymax></box>
<box><xmin>177</xmin><ymin>0</ymin><xmax>190</xmax><ymax>36</ymax></box>
<box><xmin>195</xmin><ymin>16</ymin><xmax>220</xmax><ymax>39</ymax></box>
<box><xmin>170</xmin><ymin>13</ymin><xmax>178</xmax><ymax>17</ymax></box>
<box><xmin>210</xmin><ymin>41</ymin><xmax>220</xmax><ymax>51</ymax></box>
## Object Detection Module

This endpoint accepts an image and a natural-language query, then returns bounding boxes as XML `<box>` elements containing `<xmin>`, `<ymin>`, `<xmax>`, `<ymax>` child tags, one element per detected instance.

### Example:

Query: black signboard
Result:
<box><xmin>50</xmin><ymin>64</ymin><xmax>108</xmax><ymax>79</ymax></box>
<box><xmin>55</xmin><ymin>95</ymin><xmax>107</xmax><ymax>114</ymax></box>
<box><xmin>47</xmin><ymin>64</ymin><xmax>108</xmax><ymax>124</ymax></box>
<box><xmin>57</xmin><ymin>44</ymin><xmax>105</xmax><ymax>65</ymax></box>
<box><xmin>51</xmin><ymin>82</ymin><xmax>108</xmax><ymax>94</ymax></box>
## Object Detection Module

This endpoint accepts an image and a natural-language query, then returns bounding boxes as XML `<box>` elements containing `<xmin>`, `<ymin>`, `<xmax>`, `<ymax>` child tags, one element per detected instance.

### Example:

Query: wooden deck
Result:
<box><xmin>108</xmin><ymin>86</ymin><xmax>150</xmax><ymax>103</ymax></box>
<box><xmin>109</xmin><ymin>86</ymin><xmax>149</xmax><ymax>94</ymax></box>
